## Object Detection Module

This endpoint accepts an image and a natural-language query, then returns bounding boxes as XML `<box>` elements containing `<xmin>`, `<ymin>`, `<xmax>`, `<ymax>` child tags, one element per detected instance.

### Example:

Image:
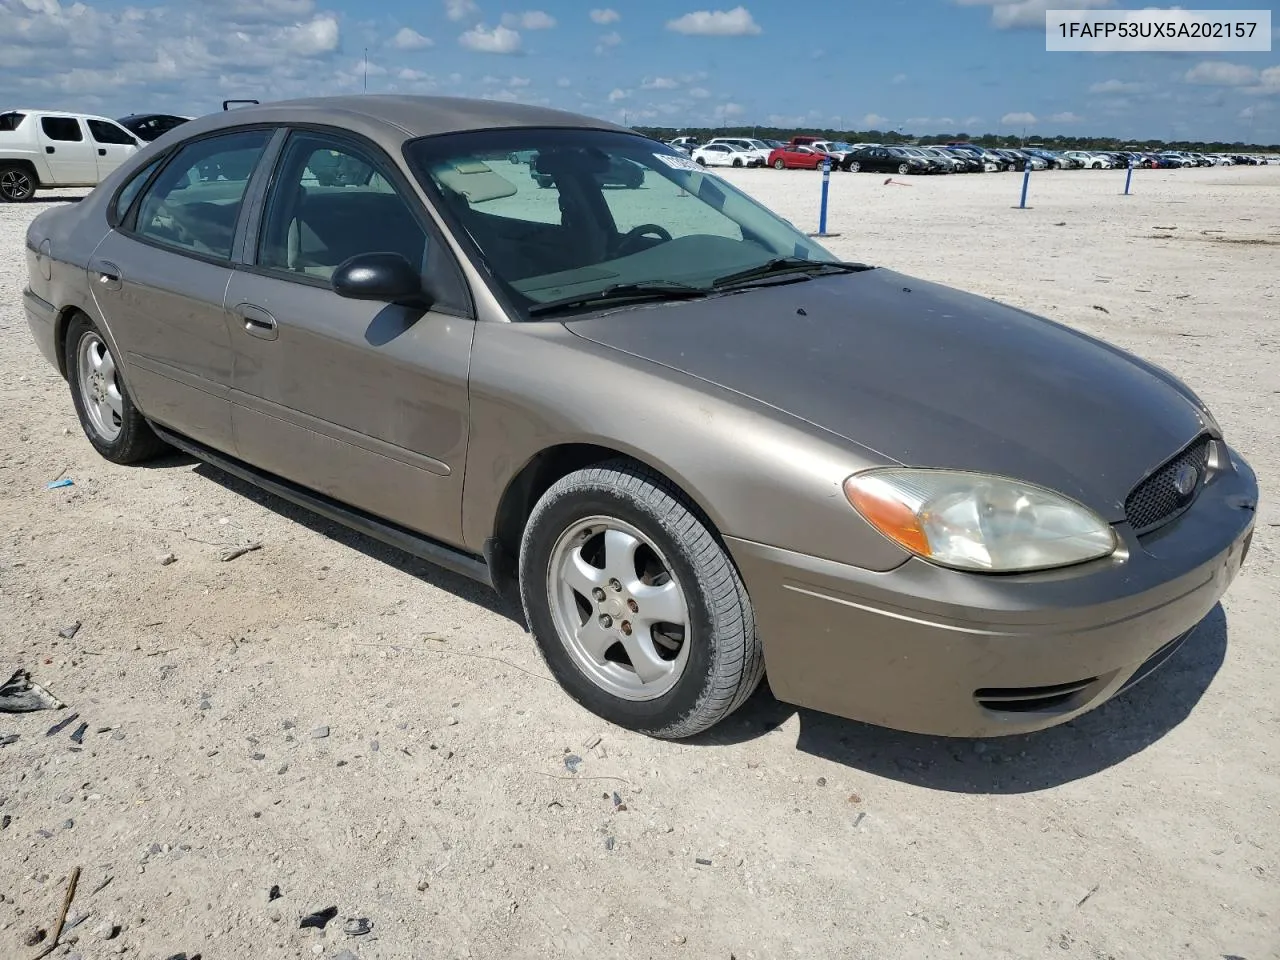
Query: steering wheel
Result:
<box><xmin>613</xmin><ymin>223</ymin><xmax>672</xmax><ymax>257</ymax></box>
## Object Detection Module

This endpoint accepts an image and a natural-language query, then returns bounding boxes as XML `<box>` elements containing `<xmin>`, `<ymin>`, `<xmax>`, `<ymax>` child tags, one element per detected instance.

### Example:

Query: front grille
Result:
<box><xmin>974</xmin><ymin>678</ymin><xmax>1097</xmax><ymax>714</ymax></box>
<box><xmin>1124</xmin><ymin>436</ymin><xmax>1212</xmax><ymax>535</ymax></box>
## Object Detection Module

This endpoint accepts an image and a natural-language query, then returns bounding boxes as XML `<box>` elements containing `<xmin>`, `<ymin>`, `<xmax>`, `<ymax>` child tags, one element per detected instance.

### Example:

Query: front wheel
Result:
<box><xmin>520</xmin><ymin>460</ymin><xmax>764</xmax><ymax>739</ymax></box>
<box><xmin>897</xmin><ymin>163</ymin><xmax>910</xmax><ymax>175</ymax></box>
<box><xmin>732</xmin><ymin>158</ymin><xmax>742</xmax><ymax>168</ymax></box>
<box><xmin>772</xmin><ymin>158</ymin><xmax>785</xmax><ymax>170</ymax></box>
<box><xmin>695</xmin><ymin>157</ymin><xmax>707</xmax><ymax>166</ymax></box>
<box><xmin>847</xmin><ymin>160</ymin><xmax>860</xmax><ymax>173</ymax></box>
<box><xmin>0</xmin><ymin>164</ymin><xmax>36</xmax><ymax>202</ymax></box>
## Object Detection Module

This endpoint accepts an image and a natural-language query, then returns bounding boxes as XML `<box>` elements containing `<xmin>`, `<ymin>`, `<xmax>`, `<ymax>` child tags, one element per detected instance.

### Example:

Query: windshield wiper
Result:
<box><xmin>526</xmin><ymin>281</ymin><xmax>712</xmax><ymax>317</ymax></box>
<box><xmin>711</xmin><ymin>257</ymin><xmax>871</xmax><ymax>289</ymax></box>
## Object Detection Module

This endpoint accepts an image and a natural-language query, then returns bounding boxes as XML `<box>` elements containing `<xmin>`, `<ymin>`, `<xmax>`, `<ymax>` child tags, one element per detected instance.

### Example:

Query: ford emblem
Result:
<box><xmin>1173</xmin><ymin>464</ymin><xmax>1199</xmax><ymax>496</ymax></box>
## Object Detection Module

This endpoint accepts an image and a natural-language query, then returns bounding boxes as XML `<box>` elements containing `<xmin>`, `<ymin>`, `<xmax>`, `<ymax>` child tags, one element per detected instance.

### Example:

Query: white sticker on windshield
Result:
<box><xmin>654</xmin><ymin>153</ymin><xmax>703</xmax><ymax>172</ymax></box>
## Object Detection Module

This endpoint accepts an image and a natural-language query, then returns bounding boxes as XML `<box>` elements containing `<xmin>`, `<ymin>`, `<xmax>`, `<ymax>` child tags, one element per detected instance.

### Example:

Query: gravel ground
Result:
<box><xmin>1</xmin><ymin>165</ymin><xmax>1277</xmax><ymax>960</ymax></box>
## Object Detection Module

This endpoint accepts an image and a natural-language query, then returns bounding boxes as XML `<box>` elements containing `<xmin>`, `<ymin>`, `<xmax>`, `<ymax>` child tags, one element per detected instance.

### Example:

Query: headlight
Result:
<box><xmin>844</xmin><ymin>469</ymin><xmax>1117</xmax><ymax>572</ymax></box>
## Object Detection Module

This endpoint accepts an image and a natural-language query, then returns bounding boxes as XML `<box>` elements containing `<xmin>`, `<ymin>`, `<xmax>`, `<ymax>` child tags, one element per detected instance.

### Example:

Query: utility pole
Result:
<box><xmin>363</xmin><ymin>48</ymin><xmax>368</xmax><ymax>92</ymax></box>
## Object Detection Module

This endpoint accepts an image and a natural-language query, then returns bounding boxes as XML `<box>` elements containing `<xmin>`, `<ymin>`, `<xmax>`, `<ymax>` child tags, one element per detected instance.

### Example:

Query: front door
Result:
<box><xmin>86</xmin><ymin>119</ymin><xmax>139</xmax><ymax>181</ymax></box>
<box><xmin>89</xmin><ymin>127</ymin><xmax>276</xmax><ymax>455</ymax></box>
<box><xmin>224</xmin><ymin>129</ymin><xmax>475</xmax><ymax>546</ymax></box>
<box><xmin>37</xmin><ymin>116</ymin><xmax>97</xmax><ymax>186</ymax></box>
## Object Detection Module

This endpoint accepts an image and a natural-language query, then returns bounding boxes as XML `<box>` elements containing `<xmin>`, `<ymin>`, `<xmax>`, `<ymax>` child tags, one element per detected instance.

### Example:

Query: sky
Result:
<box><xmin>2</xmin><ymin>0</ymin><xmax>1278</xmax><ymax>142</ymax></box>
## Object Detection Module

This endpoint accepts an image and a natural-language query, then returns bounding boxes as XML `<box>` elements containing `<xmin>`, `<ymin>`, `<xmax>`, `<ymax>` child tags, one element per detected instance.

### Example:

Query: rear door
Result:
<box><xmin>36</xmin><ymin>116</ymin><xmax>97</xmax><ymax>185</ymax></box>
<box><xmin>87</xmin><ymin>119</ymin><xmax>140</xmax><ymax>180</ymax></box>
<box><xmin>89</xmin><ymin>127</ymin><xmax>277</xmax><ymax>454</ymax></box>
<box><xmin>223</xmin><ymin>128</ymin><xmax>475</xmax><ymax>545</ymax></box>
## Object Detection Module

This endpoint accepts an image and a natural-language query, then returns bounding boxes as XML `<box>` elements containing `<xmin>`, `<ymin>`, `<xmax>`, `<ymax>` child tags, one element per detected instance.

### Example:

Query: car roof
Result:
<box><xmin>159</xmin><ymin>95</ymin><xmax>631</xmax><ymax>148</ymax></box>
<box><xmin>7</xmin><ymin>108</ymin><xmax>129</xmax><ymax>125</ymax></box>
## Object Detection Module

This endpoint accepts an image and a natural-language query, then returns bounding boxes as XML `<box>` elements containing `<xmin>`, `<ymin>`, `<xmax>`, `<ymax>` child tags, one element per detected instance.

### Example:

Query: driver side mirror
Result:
<box><xmin>331</xmin><ymin>252</ymin><xmax>431</xmax><ymax>308</ymax></box>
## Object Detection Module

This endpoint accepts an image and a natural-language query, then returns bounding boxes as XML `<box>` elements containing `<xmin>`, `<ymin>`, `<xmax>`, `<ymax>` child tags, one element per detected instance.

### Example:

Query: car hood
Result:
<box><xmin>565</xmin><ymin>268</ymin><xmax>1211</xmax><ymax>520</ymax></box>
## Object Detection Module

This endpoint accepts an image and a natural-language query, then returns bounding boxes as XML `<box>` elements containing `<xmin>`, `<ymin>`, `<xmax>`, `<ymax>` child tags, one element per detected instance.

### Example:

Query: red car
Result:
<box><xmin>767</xmin><ymin>144</ymin><xmax>834</xmax><ymax>170</ymax></box>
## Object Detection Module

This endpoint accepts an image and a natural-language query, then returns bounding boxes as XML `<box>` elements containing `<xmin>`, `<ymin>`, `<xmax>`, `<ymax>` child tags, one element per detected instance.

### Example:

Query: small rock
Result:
<box><xmin>816</xmin><ymin>777</ymin><xmax>827</xmax><ymax>787</ymax></box>
<box><xmin>277</xmin><ymin>764</ymin><xmax>288</xmax><ymax>775</ymax></box>
<box><xmin>604</xmin><ymin>837</ymin><xmax>615</xmax><ymax>851</ymax></box>
<box><xmin>23</xmin><ymin>928</ymin><xmax>47</xmax><ymax>947</ymax></box>
<box><xmin>252</xmin><ymin>753</ymin><xmax>265</xmax><ymax>761</ymax></box>
<box><xmin>58</xmin><ymin>622</ymin><xmax>82</xmax><ymax>640</ymax></box>
<box><xmin>159</xmin><ymin>553</ymin><xmax>177</xmax><ymax>566</ymax></box>
<box><xmin>300</xmin><ymin>906</ymin><xmax>338</xmax><ymax>930</ymax></box>
<box><xmin>112</xmin><ymin>731</ymin><xmax>125</xmax><ymax>741</ymax></box>
<box><xmin>63</xmin><ymin>819</ymin><xmax>74</xmax><ymax>830</ymax></box>
<box><xmin>416</xmin><ymin>880</ymin><xmax>429</xmax><ymax>892</ymax></box>
<box><xmin>267</xmin><ymin>885</ymin><xmax>282</xmax><ymax>902</ymax></box>
<box><xmin>563</xmin><ymin>754</ymin><xmax>582</xmax><ymax>774</ymax></box>
<box><xmin>673</xmin><ymin>934</ymin><xmax>687</xmax><ymax>945</ymax></box>
<box><xmin>695</xmin><ymin>857</ymin><xmax>712</xmax><ymax>866</ymax></box>
<box><xmin>311</xmin><ymin>726</ymin><xmax>330</xmax><ymax>740</ymax></box>
<box><xmin>445</xmin><ymin>716</ymin><xmax>458</xmax><ymax>726</ymax></box>
<box><xmin>199</xmin><ymin>700</ymin><xmax>211</xmax><ymax>711</ymax></box>
<box><xmin>336</xmin><ymin>760</ymin><xmax>347</xmax><ymax>767</ymax></box>
<box><xmin>283</xmin><ymin>721</ymin><xmax>295</xmax><ymax>730</ymax></box>
<box><xmin>370</xmin><ymin>740</ymin><xmax>379</xmax><ymax>752</ymax></box>
<box><xmin>36</xmin><ymin>829</ymin><xmax>53</xmax><ymax>839</ymax></box>
<box><xmin>93</xmin><ymin>922</ymin><xmax>119</xmax><ymax>940</ymax></box>
<box><xmin>342</xmin><ymin>917</ymin><xmax>372</xmax><ymax>936</ymax></box>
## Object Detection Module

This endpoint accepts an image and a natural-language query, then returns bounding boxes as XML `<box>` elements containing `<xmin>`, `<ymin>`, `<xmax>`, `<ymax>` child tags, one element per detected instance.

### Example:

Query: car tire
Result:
<box><xmin>897</xmin><ymin>163</ymin><xmax>910</xmax><ymax>175</ymax></box>
<box><xmin>0</xmin><ymin>164</ymin><xmax>37</xmax><ymax>202</ymax></box>
<box><xmin>847</xmin><ymin>160</ymin><xmax>860</xmax><ymax>173</ymax></box>
<box><xmin>772</xmin><ymin>158</ymin><xmax>786</xmax><ymax>170</ymax></box>
<box><xmin>519</xmin><ymin>459</ymin><xmax>764</xmax><ymax>739</ymax></box>
<box><xmin>695</xmin><ymin>157</ymin><xmax>707</xmax><ymax>166</ymax></box>
<box><xmin>732</xmin><ymin>158</ymin><xmax>742</xmax><ymax>167</ymax></box>
<box><xmin>65</xmin><ymin>313</ymin><xmax>168</xmax><ymax>465</ymax></box>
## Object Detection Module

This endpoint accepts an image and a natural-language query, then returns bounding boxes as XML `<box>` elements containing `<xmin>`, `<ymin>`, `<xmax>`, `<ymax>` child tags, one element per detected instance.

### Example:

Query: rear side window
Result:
<box><xmin>41</xmin><ymin>117</ymin><xmax>83</xmax><ymax>142</ymax></box>
<box><xmin>113</xmin><ymin>157</ymin><xmax>164</xmax><ymax>225</ymax></box>
<box><xmin>132</xmin><ymin>129</ymin><xmax>272</xmax><ymax>260</ymax></box>
<box><xmin>88</xmin><ymin>120</ymin><xmax>137</xmax><ymax>146</ymax></box>
<box><xmin>0</xmin><ymin>112</ymin><xmax>25</xmax><ymax>132</ymax></box>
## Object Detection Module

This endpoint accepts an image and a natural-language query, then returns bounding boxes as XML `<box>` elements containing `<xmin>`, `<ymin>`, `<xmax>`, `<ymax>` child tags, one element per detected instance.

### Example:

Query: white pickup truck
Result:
<box><xmin>1</xmin><ymin>109</ymin><xmax>141</xmax><ymax>202</ymax></box>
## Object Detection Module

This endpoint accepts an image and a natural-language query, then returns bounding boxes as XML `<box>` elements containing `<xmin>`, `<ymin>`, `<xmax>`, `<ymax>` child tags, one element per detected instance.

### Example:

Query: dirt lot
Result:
<box><xmin>1</xmin><ymin>165</ymin><xmax>1277</xmax><ymax>960</ymax></box>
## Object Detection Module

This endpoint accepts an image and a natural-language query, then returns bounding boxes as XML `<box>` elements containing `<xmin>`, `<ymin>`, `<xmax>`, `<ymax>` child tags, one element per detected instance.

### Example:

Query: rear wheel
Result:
<box><xmin>847</xmin><ymin>160</ymin><xmax>860</xmax><ymax>173</ymax></box>
<box><xmin>897</xmin><ymin>163</ymin><xmax>910</xmax><ymax>175</ymax></box>
<box><xmin>695</xmin><ymin>156</ymin><xmax>707</xmax><ymax>166</ymax></box>
<box><xmin>773</xmin><ymin>158</ymin><xmax>786</xmax><ymax>170</ymax></box>
<box><xmin>520</xmin><ymin>460</ymin><xmax>764</xmax><ymax>739</ymax></box>
<box><xmin>65</xmin><ymin>314</ymin><xmax>167</xmax><ymax>464</ymax></box>
<box><xmin>732</xmin><ymin>158</ymin><xmax>743</xmax><ymax>168</ymax></box>
<box><xmin>0</xmin><ymin>164</ymin><xmax>36</xmax><ymax>202</ymax></box>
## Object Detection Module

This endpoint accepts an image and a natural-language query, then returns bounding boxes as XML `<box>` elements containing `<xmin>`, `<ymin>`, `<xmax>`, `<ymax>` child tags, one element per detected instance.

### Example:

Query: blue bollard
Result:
<box><xmin>1018</xmin><ymin>160</ymin><xmax>1032</xmax><ymax>209</ymax></box>
<box><xmin>819</xmin><ymin>158</ymin><xmax>831</xmax><ymax>234</ymax></box>
<box><xmin>1124</xmin><ymin>161</ymin><xmax>1134</xmax><ymax>195</ymax></box>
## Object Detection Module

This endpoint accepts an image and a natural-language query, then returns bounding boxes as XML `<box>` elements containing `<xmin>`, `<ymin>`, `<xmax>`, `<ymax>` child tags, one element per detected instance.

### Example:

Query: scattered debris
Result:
<box><xmin>547</xmin><ymin>799</ymin><xmax>563</xmax><ymax>810</ymax></box>
<box><xmin>416</xmin><ymin>879</ymin><xmax>430</xmax><ymax>892</ymax></box>
<box><xmin>311</xmin><ymin>726</ymin><xmax>330</xmax><ymax>739</ymax></box>
<box><xmin>162</xmin><ymin>954</ymin><xmax>203</xmax><ymax>960</ymax></box>
<box><xmin>563</xmin><ymin>753</ymin><xmax>583</xmax><ymax>774</ymax></box>
<box><xmin>29</xmin><ymin>864</ymin><xmax>80</xmax><ymax>960</ymax></box>
<box><xmin>90</xmin><ymin>876</ymin><xmax>113</xmax><ymax>895</ymax></box>
<box><xmin>159</xmin><ymin>553</ymin><xmax>177</xmax><ymax>566</ymax></box>
<box><xmin>1092</xmin><ymin>305</ymin><xmax>1110</xmax><ymax>314</ymax></box>
<box><xmin>584</xmin><ymin>734</ymin><xmax>602</xmax><ymax>750</ymax></box>
<box><xmin>1153</xmin><ymin>225</ymin><xmax>1176</xmax><ymax>230</ymax></box>
<box><xmin>1076</xmin><ymin>882</ymin><xmax>1100</xmax><ymax>907</ymax></box>
<box><xmin>342</xmin><ymin>917</ymin><xmax>372</xmax><ymax>936</ymax></box>
<box><xmin>816</xmin><ymin>777</ymin><xmax>827</xmax><ymax>787</ymax></box>
<box><xmin>46</xmin><ymin>713</ymin><xmax>79</xmax><ymax>736</ymax></box>
<box><xmin>0</xmin><ymin>669</ymin><xmax>64</xmax><ymax>713</ymax></box>
<box><xmin>0</xmin><ymin>733</ymin><xmax>17</xmax><ymax>748</ymax></box>
<box><xmin>1174</xmin><ymin>293</ymin><xmax>1191</xmax><ymax>300</ymax></box>
<box><xmin>1053</xmin><ymin>221</ymin><xmax>1066</xmax><ymax>226</ymax></box>
<box><xmin>1</xmin><ymin>814</ymin><xmax>11</xmax><ymax>829</ymax></box>
<box><xmin>111</xmin><ymin>730</ymin><xmax>125</xmax><ymax>741</ymax></box>
<box><xmin>46</xmin><ymin>478</ymin><xmax>74</xmax><ymax>490</ymax></box>
<box><xmin>220</xmin><ymin>542</ymin><xmax>263</xmax><ymax>563</ymax></box>
<box><xmin>24</xmin><ymin>928</ymin><xmax>47</xmax><ymax>947</ymax></box>
<box><xmin>612</xmin><ymin>791</ymin><xmax>627</xmax><ymax>812</ymax></box>
<box><xmin>673</xmin><ymin>934</ymin><xmax>687</xmax><ymax>945</ymax></box>
<box><xmin>446</xmin><ymin>716</ymin><xmax>459</xmax><ymax>726</ymax></box>
<box><xmin>694</xmin><ymin>857</ymin><xmax>712</xmax><ymax>866</ymax></box>
<box><xmin>882</xmin><ymin>177</ymin><xmax>913</xmax><ymax>187</ymax></box>
<box><xmin>58</xmin><ymin>622</ymin><xmax>82</xmax><ymax>640</ymax></box>
<box><xmin>604</xmin><ymin>836</ymin><xmax>615</xmax><ymax>851</ymax></box>
<box><xmin>853</xmin><ymin>812</ymin><xmax>866</xmax><ymax>829</ymax></box>
<box><xmin>299</xmin><ymin>906</ymin><xmax>338</xmax><ymax>930</ymax></box>
<box><xmin>70</xmin><ymin>722</ymin><xmax>89</xmax><ymax>745</ymax></box>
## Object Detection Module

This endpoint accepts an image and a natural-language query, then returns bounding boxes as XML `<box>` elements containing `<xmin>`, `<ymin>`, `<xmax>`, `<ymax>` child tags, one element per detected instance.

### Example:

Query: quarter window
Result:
<box><xmin>132</xmin><ymin>129</ymin><xmax>271</xmax><ymax>260</ymax></box>
<box><xmin>256</xmin><ymin>134</ymin><xmax>427</xmax><ymax>281</ymax></box>
<box><xmin>113</xmin><ymin>157</ymin><xmax>163</xmax><ymax>224</ymax></box>
<box><xmin>40</xmin><ymin>117</ymin><xmax>83</xmax><ymax>142</ymax></box>
<box><xmin>87</xmin><ymin>119</ymin><xmax>138</xmax><ymax>146</ymax></box>
<box><xmin>0</xmin><ymin>112</ymin><xmax>26</xmax><ymax>132</ymax></box>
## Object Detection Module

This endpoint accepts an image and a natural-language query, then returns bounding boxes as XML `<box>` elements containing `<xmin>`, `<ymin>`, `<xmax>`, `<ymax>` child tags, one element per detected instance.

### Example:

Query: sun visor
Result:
<box><xmin>434</xmin><ymin>159</ymin><xmax>517</xmax><ymax>203</ymax></box>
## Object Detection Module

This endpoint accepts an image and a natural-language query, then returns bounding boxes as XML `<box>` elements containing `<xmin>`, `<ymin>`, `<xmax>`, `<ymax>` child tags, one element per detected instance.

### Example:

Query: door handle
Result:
<box><xmin>98</xmin><ymin>148</ymin><xmax>106</xmax><ymax>156</ymax></box>
<box><xmin>45</xmin><ymin>146</ymin><xmax>55</xmax><ymax>154</ymax></box>
<box><xmin>235</xmin><ymin>303</ymin><xmax>278</xmax><ymax>341</ymax></box>
<box><xmin>90</xmin><ymin>260</ymin><xmax>122</xmax><ymax>291</ymax></box>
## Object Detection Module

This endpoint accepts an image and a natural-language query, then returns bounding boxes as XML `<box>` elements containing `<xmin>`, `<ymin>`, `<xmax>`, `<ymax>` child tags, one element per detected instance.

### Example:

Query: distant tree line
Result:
<box><xmin>632</xmin><ymin>125</ymin><xmax>1280</xmax><ymax>154</ymax></box>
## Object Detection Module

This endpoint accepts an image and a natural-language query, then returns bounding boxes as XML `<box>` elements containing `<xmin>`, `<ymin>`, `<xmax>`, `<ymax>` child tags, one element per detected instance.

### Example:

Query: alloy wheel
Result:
<box><xmin>76</xmin><ymin>332</ymin><xmax>123</xmax><ymax>442</ymax></box>
<box><xmin>0</xmin><ymin>168</ymin><xmax>35</xmax><ymax>202</ymax></box>
<box><xmin>547</xmin><ymin>516</ymin><xmax>691</xmax><ymax>701</ymax></box>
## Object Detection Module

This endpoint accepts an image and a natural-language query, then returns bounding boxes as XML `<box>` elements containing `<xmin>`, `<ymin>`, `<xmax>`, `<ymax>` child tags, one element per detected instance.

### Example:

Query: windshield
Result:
<box><xmin>406</xmin><ymin>128</ymin><xmax>841</xmax><ymax>319</ymax></box>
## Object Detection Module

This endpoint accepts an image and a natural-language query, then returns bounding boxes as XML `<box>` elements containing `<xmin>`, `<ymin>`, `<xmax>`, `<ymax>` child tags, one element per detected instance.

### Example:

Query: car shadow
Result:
<box><xmin>190</xmin><ymin>461</ymin><xmax>520</xmax><ymax>623</ymax></box>
<box><xmin>30</xmin><ymin>195</ymin><xmax>83</xmax><ymax>204</ymax></box>
<box><xmin>695</xmin><ymin>604</ymin><xmax>1229</xmax><ymax>794</ymax></box>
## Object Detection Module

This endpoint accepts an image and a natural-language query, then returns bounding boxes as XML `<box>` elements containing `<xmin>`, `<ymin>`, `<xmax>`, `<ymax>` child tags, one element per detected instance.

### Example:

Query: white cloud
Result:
<box><xmin>445</xmin><ymin>0</ymin><xmax>479</xmax><ymax>21</ymax></box>
<box><xmin>607</xmin><ymin>88</ymin><xmax>630</xmax><ymax>102</ymax></box>
<box><xmin>1001</xmin><ymin>111</ymin><xmax>1037</xmax><ymax>125</ymax></box>
<box><xmin>589</xmin><ymin>8</ymin><xmax>620</xmax><ymax>24</ymax></box>
<box><xmin>459</xmin><ymin>23</ymin><xmax>522</xmax><ymax>53</ymax></box>
<box><xmin>666</xmin><ymin>6</ymin><xmax>761</xmax><ymax>36</ymax></box>
<box><xmin>508</xmin><ymin>75</ymin><xmax>532</xmax><ymax>87</ymax></box>
<box><xmin>688</xmin><ymin>86</ymin><xmax>711</xmax><ymax>99</ymax></box>
<box><xmin>1184</xmin><ymin>61</ymin><xmax>1259</xmax><ymax>86</ymax></box>
<box><xmin>556</xmin><ymin>76</ymin><xmax>572</xmax><ymax>88</ymax></box>
<box><xmin>594</xmin><ymin>30</ymin><xmax>621</xmax><ymax>54</ymax></box>
<box><xmin>1049</xmin><ymin>111</ymin><xmax>1083</xmax><ymax>123</ymax></box>
<box><xmin>501</xmin><ymin>10</ymin><xmax>556</xmax><ymax>30</ymax></box>
<box><xmin>194</xmin><ymin>0</ymin><xmax>317</xmax><ymax>24</ymax></box>
<box><xmin>1089</xmin><ymin>78</ymin><xmax>1150</xmax><ymax>94</ymax></box>
<box><xmin>891</xmin><ymin>72</ymin><xmax>907</xmax><ymax>85</ymax></box>
<box><xmin>390</xmin><ymin>27</ymin><xmax>434</xmax><ymax>50</ymax></box>
<box><xmin>641</xmin><ymin>76</ymin><xmax>679</xmax><ymax>90</ymax></box>
<box><xmin>956</xmin><ymin>0</ymin><xmax>1112</xmax><ymax>30</ymax></box>
<box><xmin>397</xmin><ymin>67</ymin><xmax>433</xmax><ymax>81</ymax></box>
<box><xmin>715</xmin><ymin>102</ymin><xmax>744</xmax><ymax>119</ymax></box>
<box><xmin>863</xmin><ymin>113</ymin><xmax>890</xmax><ymax>127</ymax></box>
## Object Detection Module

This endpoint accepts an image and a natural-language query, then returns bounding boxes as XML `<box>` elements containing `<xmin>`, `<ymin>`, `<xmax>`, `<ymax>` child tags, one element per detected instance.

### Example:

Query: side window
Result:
<box><xmin>41</xmin><ymin>117</ymin><xmax>83</xmax><ymax>142</ymax></box>
<box><xmin>257</xmin><ymin>134</ymin><xmax>427</xmax><ymax>280</ymax></box>
<box><xmin>113</xmin><ymin>157</ymin><xmax>163</xmax><ymax>224</ymax></box>
<box><xmin>88</xmin><ymin>120</ymin><xmax>138</xmax><ymax>146</ymax></box>
<box><xmin>132</xmin><ymin>129</ymin><xmax>271</xmax><ymax>260</ymax></box>
<box><xmin>0</xmin><ymin>112</ymin><xmax>26</xmax><ymax>132</ymax></box>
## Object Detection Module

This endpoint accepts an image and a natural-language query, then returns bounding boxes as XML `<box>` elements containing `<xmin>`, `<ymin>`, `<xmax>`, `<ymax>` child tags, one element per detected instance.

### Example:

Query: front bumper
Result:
<box><xmin>728</xmin><ymin>449</ymin><xmax>1258</xmax><ymax>737</ymax></box>
<box><xmin>24</xmin><ymin>287</ymin><xmax>61</xmax><ymax>372</ymax></box>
